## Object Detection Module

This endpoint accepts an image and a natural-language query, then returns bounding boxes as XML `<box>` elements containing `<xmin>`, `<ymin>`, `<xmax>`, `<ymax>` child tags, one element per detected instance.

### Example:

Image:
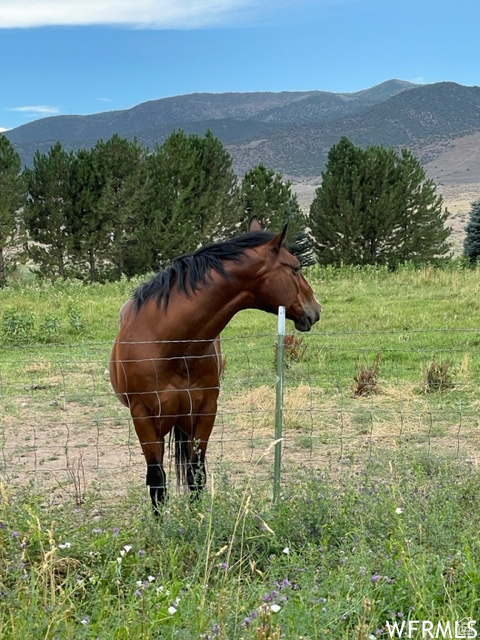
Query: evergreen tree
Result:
<box><xmin>240</xmin><ymin>164</ymin><xmax>302</xmax><ymax>233</ymax></box>
<box><xmin>24</xmin><ymin>142</ymin><xmax>74</xmax><ymax>280</ymax></box>
<box><xmin>309</xmin><ymin>137</ymin><xmax>365</xmax><ymax>265</ymax></box>
<box><xmin>190</xmin><ymin>130</ymin><xmax>241</xmax><ymax>241</ymax></box>
<box><xmin>464</xmin><ymin>199</ymin><xmax>480</xmax><ymax>263</ymax></box>
<box><xmin>90</xmin><ymin>135</ymin><xmax>148</xmax><ymax>278</ymax></box>
<box><xmin>0</xmin><ymin>135</ymin><xmax>25</xmax><ymax>285</ymax></box>
<box><xmin>69</xmin><ymin>137</ymin><xmax>148</xmax><ymax>281</ymax></box>
<box><xmin>240</xmin><ymin>164</ymin><xmax>313</xmax><ymax>263</ymax></box>
<box><xmin>68</xmin><ymin>148</ymin><xmax>108</xmax><ymax>282</ymax></box>
<box><xmin>388</xmin><ymin>148</ymin><xmax>451</xmax><ymax>265</ymax></box>
<box><xmin>309</xmin><ymin>137</ymin><xmax>451</xmax><ymax>266</ymax></box>
<box><xmin>144</xmin><ymin>130</ymin><xmax>241</xmax><ymax>267</ymax></box>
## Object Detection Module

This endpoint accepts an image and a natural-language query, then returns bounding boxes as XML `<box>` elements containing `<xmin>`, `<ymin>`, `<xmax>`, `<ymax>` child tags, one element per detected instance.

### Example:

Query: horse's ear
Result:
<box><xmin>271</xmin><ymin>224</ymin><xmax>288</xmax><ymax>253</ymax></box>
<box><xmin>248</xmin><ymin>216</ymin><xmax>263</xmax><ymax>232</ymax></box>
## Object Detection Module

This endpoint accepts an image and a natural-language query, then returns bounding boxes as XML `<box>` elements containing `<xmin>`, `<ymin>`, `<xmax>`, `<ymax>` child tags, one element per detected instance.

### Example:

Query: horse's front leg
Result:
<box><xmin>131</xmin><ymin>403</ymin><xmax>173</xmax><ymax>514</ymax></box>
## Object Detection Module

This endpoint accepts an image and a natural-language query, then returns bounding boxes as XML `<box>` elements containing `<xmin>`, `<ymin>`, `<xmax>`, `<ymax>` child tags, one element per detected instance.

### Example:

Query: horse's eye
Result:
<box><xmin>292</xmin><ymin>265</ymin><xmax>301</xmax><ymax>275</ymax></box>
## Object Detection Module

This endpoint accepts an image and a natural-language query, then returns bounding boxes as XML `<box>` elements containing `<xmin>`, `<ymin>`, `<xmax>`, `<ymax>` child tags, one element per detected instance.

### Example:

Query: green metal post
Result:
<box><xmin>273</xmin><ymin>306</ymin><xmax>285</xmax><ymax>503</ymax></box>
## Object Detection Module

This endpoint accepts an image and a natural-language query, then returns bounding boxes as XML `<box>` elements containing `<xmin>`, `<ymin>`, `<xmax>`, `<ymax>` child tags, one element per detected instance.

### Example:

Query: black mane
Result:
<box><xmin>133</xmin><ymin>230</ymin><xmax>276</xmax><ymax>310</ymax></box>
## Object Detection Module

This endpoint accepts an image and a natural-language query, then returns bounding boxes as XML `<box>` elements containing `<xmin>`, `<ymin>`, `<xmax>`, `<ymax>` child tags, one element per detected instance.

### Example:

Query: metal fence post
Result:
<box><xmin>273</xmin><ymin>306</ymin><xmax>285</xmax><ymax>502</ymax></box>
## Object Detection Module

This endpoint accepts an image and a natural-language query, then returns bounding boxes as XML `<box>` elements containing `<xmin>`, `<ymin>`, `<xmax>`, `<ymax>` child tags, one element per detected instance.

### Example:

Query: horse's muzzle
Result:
<box><xmin>294</xmin><ymin>303</ymin><xmax>321</xmax><ymax>332</ymax></box>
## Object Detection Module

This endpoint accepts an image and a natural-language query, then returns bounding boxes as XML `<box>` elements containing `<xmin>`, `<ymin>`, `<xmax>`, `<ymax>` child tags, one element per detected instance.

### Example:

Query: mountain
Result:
<box><xmin>4</xmin><ymin>80</ymin><xmax>480</xmax><ymax>184</ymax></box>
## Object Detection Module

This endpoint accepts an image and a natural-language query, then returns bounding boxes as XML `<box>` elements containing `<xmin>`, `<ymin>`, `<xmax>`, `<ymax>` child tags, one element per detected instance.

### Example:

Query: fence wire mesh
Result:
<box><xmin>1</xmin><ymin>329</ymin><xmax>479</xmax><ymax>505</ymax></box>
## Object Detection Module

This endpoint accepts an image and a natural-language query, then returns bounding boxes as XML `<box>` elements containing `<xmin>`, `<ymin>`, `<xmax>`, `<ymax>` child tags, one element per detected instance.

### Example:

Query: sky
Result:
<box><xmin>1</xmin><ymin>0</ymin><xmax>479</xmax><ymax>132</ymax></box>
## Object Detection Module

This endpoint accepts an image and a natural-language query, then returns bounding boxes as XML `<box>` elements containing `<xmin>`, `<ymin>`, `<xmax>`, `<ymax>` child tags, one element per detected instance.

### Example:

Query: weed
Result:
<box><xmin>274</xmin><ymin>334</ymin><xmax>308</xmax><ymax>369</ymax></box>
<box><xmin>423</xmin><ymin>355</ymin><xmax>455</xmax><ymax>393</ymax></box>
<box><xmin>352</xmin><ymin>352</ymin><xmax>382</xmax><ymax>397</ymax></box>
<box><xmin>63</xmin><ymin>452</ymin><xmax>87</xmax><ymax>506</ymax></box>
<box><xmin>67</xmin><ymin>303</ymin><xmax>85</xmax><ymax>333</ymax></box>
<box><xmin>37</xmin><ymin>312</ymin><xmax>62</xmax><ymax>343</ymax></box>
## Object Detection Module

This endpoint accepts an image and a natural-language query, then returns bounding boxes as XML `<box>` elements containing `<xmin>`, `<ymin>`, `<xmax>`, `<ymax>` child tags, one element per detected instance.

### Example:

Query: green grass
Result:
<box><xmin>1</xmin><ymin>452</ymin><xmax>479</xmax><ymax>639</ymax></box>
<box><xmin>1</xmin><ymin>262</ymin><xmax>480</xmax><ymax>638</ymax></box>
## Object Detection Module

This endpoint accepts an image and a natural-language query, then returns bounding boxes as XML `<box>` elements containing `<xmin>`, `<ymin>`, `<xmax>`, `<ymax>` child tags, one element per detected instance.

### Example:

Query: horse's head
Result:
<box><xmin>246</xmin><ymin>217</ymin><xmax>321</xmax><ymax>332</ymax></box>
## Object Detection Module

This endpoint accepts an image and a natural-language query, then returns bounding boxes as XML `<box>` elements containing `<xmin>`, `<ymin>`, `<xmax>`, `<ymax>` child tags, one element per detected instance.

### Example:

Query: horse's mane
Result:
<box><xmin>132</xmin><ymin>230</ymin><xmax>276</xmax><ymax>310</ymax></box>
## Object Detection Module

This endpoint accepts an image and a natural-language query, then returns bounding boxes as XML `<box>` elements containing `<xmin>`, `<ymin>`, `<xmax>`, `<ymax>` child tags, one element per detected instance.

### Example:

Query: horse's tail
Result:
<box><xmin>174</xmin><ymin>426</ymin><xmax>189</xmax><ymax>488</ymax></box>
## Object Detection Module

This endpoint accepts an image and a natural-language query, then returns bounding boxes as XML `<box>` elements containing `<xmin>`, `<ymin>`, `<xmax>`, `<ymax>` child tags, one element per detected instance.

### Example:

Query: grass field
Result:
<box><xmin>1</xmin><ymin>263</ymin><xmax>480</xmax><ymax>638</ymax></box>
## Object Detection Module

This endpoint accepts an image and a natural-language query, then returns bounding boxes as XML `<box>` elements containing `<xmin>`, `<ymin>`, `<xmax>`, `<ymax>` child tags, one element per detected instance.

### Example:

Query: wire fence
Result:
<box><xmin>1</xmin><ymin>325</ymin><xmax>479</xmax><ymax>505</ymax></box>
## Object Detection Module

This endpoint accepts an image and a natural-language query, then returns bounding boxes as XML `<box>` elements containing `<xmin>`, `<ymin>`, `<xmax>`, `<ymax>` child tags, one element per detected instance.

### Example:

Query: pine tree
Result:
<box><xmin>68</xmin><ymin>148</ymin><xmax>108</xmax><ymax>282</ymax></box>
<box><xmin>464</xmin><ymin>199</ymin><xmax>480</xmax><ymax>263</ymax></box>
<box><xmin>239</xmin><ymin>164</ymin><xmax>314</xmax><ymax>262</ymax></box>
<box><xmin>0</xmin><ymin>135</ymin><xmax>25</xmax><ymax>285</ymax></box>
<box><xmin>24</xmin><ymin>142</ymin><xmax>74</xmax><ymax>280</ymax></box>
<box><xmin>144</xmin><ymin>130</ymin><xmax>241</xmax><ymax>267</ymax></box>
<box><xmin>309</xmin><ymin>137</ymin><xmax>365</xmax><ymax>265</ymax></box>
<box><xmin>240</xmin><ymin>164</ymin><xmax>302</xmax><ymax>233</ymax></box>
<box><xmin>309</xmin><ymin>137</ymin><xmax>451</xmax><ymax>266</ymax></box>
<box><xmin>69</xmin><ymin>137</ymin><xmax>148</xmax><ymax>281</ymax></box>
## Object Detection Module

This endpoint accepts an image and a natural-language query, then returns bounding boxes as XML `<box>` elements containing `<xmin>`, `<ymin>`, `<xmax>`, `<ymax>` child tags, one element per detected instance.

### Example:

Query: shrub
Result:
<box><xmin>1</xmin><ymin>308</ymin><xmax>36</xmax><ymax>344</ymax></box>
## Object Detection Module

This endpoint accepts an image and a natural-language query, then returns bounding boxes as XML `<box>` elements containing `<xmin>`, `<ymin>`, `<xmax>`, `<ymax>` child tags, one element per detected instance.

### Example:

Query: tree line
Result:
<box><xmin>1</xmin><ymin>130</ymin><xmax>477</xmax><ymax>286</ymax></box>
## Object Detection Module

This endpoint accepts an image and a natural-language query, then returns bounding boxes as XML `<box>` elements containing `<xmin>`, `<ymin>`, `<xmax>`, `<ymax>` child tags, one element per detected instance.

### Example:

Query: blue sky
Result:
<box><xmin>1</xmin><ymin>0</ymin><xmax>479</xmax><ymax>131</ymax></box>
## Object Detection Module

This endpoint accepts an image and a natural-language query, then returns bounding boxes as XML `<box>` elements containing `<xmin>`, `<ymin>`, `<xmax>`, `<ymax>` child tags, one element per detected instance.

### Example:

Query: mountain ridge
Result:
<box><xmin>4</xmin><ymin>79</ymin><xmax>480</xmax><ymax>185</ymax></box>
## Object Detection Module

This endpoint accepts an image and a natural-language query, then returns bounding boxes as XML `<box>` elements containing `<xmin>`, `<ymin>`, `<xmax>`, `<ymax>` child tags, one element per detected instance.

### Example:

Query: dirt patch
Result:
<box><xmin>2</xmin><ymin>355</ymin><xmax>478</xmax><ymax>508</ymax></box>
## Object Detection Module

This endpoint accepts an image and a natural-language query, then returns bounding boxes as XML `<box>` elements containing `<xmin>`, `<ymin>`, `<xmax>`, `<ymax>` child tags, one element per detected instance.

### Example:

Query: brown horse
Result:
<box><xmin>109</xmin><ymin>218</ymin><xmax>321</xmax><ymax>510</ymax></box>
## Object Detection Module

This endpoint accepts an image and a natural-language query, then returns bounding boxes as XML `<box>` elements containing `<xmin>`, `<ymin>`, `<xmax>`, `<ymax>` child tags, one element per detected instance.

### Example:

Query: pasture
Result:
<box><xmin>1</xmin><ymin>263</ymin><xmax>480</xmax><ymax>638</ymax></box>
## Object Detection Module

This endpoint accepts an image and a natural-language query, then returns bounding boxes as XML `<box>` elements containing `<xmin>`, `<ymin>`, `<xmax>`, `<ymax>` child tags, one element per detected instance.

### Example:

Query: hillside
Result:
<box><xmin>4</xmin><ymin>80</ymin><xmax>480</xmax><ymax>186</ymax></box>
<box><xmin>4</xmin><ymin>78</ymin><xmax>480</xmax><ymax>251</ymax></box>
<box><xmin>5</xmin><ymin>79</ymin><xmax>419</xmax><ymax>170</ymax></box>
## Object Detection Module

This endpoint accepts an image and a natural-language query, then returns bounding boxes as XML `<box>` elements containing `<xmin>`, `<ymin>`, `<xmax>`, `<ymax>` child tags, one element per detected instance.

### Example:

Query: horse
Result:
<box><xmin>109</xmin><ymin>217</ymin><xmax>321</xmax><ymax>511</ymax></box>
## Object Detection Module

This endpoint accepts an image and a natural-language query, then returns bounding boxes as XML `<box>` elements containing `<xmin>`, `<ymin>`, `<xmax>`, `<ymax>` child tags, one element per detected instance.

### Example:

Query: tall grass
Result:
<box><xmin>1</xmin><ymin>451</ymin><xmax>479</xmax><ymax>639</ymax></box>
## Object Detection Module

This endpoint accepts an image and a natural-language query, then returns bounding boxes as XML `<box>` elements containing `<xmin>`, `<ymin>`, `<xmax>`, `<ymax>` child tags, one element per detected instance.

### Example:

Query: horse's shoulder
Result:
<box><xmin>118</xmin><ymin>298</ymin><xmax>135</xmax><ymax>326</ymax></box>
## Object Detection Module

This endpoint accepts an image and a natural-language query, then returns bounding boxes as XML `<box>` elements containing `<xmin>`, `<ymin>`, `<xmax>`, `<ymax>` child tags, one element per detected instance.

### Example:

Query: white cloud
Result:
<box><xmin>7</xmin><ymin>105</ymin><xmax>61</xmax><ymax>116</ymax></box>
<box><xmin>409</xmin><ymin>77</ymin><xmax>426</xmax><ymax>85</ymax></box>
<box><xmin>0</xmin><ymin>0</ymin><xmax>268</xmax><ymax>29</ymax></box>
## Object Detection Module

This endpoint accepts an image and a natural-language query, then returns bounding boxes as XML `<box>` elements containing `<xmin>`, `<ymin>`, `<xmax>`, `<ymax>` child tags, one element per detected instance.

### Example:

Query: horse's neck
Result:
<box><xmin>166</xmin><ymin>289</ymin><xmax>249</xmax><ymax>343</ymax></box>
